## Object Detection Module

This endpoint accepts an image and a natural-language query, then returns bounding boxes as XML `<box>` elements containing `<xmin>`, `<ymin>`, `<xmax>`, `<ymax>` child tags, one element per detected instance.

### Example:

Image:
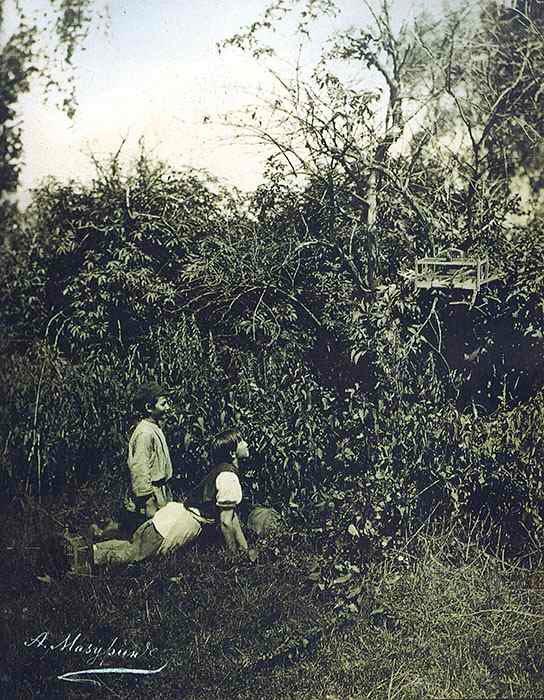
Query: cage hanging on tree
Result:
<box><xmin>414</xmin><ymin>248</ymin><xmax>500</xmax><ymax>304</ymax></box>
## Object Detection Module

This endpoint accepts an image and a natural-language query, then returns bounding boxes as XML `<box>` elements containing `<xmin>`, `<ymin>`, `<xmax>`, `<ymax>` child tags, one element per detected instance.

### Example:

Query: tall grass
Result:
<box><xmin>2</xmin><ymin>493</ymin><xmax>543</xmax><ymax>700</ymax></box>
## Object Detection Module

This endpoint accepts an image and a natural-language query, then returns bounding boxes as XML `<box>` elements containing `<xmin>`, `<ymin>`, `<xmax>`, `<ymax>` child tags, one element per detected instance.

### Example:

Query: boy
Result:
<box><xmin>125</xmin><ymin>381</ymin><xmax>174</xmax><ymax>520</ymax></box>
<box><xmin>177</xmin><ymin>427</ymin><xmax>249</xmax><ymax>555</ymax></box>
<box><xmin>93</xmin><ymin>381</ymin><xmax>174</xmax><ymax>539</ymax></box>
<box><xmin>65</xmin><ymin>429</ymin><xmax>251</xmax><ymax>572</ymax></box>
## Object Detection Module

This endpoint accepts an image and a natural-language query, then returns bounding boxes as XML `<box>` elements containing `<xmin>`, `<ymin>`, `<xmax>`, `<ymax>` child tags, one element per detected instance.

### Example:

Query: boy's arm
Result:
<box><xmin>129</xmin><ymin>431</ymin><xmax>154</xmax><ymax>497</ymax></box>
<box><xmin>219</xmin><ymin>508</ymin><xmax>248</xmax><ymax>554</ymax></box>
<box><xmin>216</xmin><ymin>471</ymin><xmax>257</xmax><ymax>558</ymax></box>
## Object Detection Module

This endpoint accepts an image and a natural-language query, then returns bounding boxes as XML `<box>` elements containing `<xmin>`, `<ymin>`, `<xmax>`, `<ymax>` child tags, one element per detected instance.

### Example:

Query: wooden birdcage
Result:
<box><xmin>414</xmin><ymin>248</ymin><xmax>500</xmax><ymax>300</ymax></box>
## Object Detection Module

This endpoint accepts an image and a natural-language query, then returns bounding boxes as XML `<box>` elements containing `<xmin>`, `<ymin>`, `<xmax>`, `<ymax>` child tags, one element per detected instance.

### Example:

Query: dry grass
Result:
<box><xmin>1</xmin><ymin>495</ymin><xmax>544</xmax><ymax>700</ymax></box>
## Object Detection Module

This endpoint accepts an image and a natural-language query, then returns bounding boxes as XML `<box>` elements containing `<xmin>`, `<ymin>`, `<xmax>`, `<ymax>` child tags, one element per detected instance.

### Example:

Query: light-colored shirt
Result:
<box><xmin>215</xmin><ymin>472</ymin><xmax>243</xmax><ymax>509</ymax></box>
<box><xmin>153</xmin><ymin>503</ymin><xmax>192</xmax><ymax>537</ymax></box>
<box><xmin>128</xmin><ymin>419</ymin><xmax>173</xmax><ymax>497</ymax></box>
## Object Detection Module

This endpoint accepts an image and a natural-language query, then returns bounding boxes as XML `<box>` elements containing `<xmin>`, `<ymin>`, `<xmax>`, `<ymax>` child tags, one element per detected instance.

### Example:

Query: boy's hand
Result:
<box><xmin>247</xmin><ymin>548</ymin><xmax>258</xmax><ymax>563</ymax></box>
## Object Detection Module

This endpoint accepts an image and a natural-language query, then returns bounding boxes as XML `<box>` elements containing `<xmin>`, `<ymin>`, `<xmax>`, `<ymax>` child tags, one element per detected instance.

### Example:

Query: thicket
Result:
<box><xmin>1</xmin><ymin>157</ymin><xmax>543</xmax><ymax>554</ymax></box>
<box><xmin>1</xmin><ymin>0</ymin><xmax>544</xmax><ymax>556</ymax></box>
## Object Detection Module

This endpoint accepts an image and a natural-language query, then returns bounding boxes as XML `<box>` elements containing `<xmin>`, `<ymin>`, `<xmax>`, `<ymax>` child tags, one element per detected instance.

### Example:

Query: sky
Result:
<box><xmin>8</xmin><ymin>0</ymin><xmax>440</xmax><ymax>199</ymax></box>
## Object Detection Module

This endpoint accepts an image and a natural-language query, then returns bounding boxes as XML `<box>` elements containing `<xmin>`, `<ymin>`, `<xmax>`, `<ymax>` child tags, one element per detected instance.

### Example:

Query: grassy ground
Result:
<box><xmin>1</xmin><ymin>492</ymin><xmax>544</xmax><ymax>700</ymax></box>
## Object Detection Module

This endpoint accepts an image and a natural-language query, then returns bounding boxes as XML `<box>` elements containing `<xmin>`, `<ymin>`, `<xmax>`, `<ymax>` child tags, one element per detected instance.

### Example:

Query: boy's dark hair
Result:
<box><xmin>133</xmin><ymin>381</ymin><xmax>169</xmax><ymax>414</ymax></box>
<box><xmin>210</xmin><ymin>428</ymin><xmax>241</xmax><ymax>465</ymax></box>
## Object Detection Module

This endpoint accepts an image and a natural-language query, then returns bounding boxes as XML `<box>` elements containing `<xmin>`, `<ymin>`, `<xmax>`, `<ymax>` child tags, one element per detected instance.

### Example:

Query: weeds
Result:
<box><xmin>1</xmin><ymin>492</ymin><xmax>544</xmax><ymax>699</ymax></box>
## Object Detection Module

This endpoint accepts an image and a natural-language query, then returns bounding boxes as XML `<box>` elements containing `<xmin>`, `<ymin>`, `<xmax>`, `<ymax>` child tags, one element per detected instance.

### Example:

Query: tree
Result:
<box><xmin>427</xmin><ymin>0</ymin><xmax>544</xmax><ymax>247</ymax></box>
<box><xmin>221</xmin><ymin>0</ymin><xmax>544</xmax><ymax>410</ymax></box>
<box><xmin>0</xmin><ymin>0</ymin><xmax>104</xmax><ymax>239</ymax></box>
<box><xmin>224</xmin><ymin>0</ymin><xmax>544</xmax><ymax>263</ymax></box>
<box><xmin>223</xmin><ymin>0</ymin><xmax>467</xmax><ymax>287</ymax></box>
<box><xmin>480</xmin><ymin>1</ymin><xmax>544</xmax><ymax>196</ymax></box>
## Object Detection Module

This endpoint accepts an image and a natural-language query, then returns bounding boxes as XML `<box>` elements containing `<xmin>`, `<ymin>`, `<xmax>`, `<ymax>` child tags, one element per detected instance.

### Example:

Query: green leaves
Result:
<box><xmin>2</xmin><ymin>157</ymin><xmax>244</xmax><ymax>353</ymax></box>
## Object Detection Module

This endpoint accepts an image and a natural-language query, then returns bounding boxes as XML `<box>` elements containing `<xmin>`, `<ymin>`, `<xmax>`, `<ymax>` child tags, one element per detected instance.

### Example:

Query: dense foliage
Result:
<box><xmin>1</xmin><ymin>0</ymin><xmax>543</xmax><ymax>555</ymax></box>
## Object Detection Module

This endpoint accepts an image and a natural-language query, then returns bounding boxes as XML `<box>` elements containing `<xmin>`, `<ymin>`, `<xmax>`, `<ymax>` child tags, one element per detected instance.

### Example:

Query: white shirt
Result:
<box><xmin>152</xmin><ymin>502</ymin><xmax>190</xmax><ymax>538</ymax></box>
<box><xmin>216</xmin><ymin>471</ymin><xmax>243</xmax><ymax>509</ymax></box>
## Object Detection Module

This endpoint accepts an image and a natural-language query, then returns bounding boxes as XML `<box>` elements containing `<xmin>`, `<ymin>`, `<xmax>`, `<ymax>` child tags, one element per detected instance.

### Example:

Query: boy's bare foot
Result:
<box><xmin>89</xmin><ymin>523</ymin><xmax>103</xmax><ymax>540</ymax></box>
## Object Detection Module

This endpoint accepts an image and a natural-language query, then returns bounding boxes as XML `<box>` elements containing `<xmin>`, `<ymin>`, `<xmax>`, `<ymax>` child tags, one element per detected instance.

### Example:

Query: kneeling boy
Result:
<box><xmin>66</xmin><ymin>429</ymin><xmax>251</xmax><ymax>572</ymax></box>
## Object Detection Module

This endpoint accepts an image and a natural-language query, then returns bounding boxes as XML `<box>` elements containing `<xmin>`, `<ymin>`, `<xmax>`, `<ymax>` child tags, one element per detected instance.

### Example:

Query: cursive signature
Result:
<box><xmin>24</xmin><ymin>630</ymin><xmax>168</xmax><ymax>685</ymax></box>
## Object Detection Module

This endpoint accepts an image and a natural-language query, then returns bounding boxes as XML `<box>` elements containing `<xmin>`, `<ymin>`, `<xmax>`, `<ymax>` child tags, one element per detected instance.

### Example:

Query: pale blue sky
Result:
<box><xmin>12</xmin><ymin>0</ymin><xmax>441</xmax><ymax>197</ymax></box>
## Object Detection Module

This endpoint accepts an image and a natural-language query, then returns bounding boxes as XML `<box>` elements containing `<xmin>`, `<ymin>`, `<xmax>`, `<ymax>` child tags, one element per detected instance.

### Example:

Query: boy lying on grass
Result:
<box><xmin>64</xmin><ymin>429</ymin><xmax>255</xmax><ymax>574</ymax></box>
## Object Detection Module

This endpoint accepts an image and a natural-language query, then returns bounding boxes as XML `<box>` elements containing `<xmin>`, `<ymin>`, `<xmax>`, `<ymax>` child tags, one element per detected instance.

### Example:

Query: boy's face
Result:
<box><xmin>235</xmin><ymin>438</ymin><xmax>249</xmax><ymax>460</ymax></box>
<box><xmin>148</xmin><ymin>395</ymin><xmax>171</xmax><ymax>419</ymax></box>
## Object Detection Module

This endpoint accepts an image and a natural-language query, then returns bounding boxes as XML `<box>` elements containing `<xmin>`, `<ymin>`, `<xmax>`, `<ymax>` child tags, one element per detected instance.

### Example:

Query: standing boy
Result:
<box><xmin>125</xmin><ymin>381</ymin><xmax>174</xmax><ymax>520</ymax></box>
<box><xmin>93</xmin><ymin>382</ymin><xmax>175</xmax><ymax>540</ymax></box>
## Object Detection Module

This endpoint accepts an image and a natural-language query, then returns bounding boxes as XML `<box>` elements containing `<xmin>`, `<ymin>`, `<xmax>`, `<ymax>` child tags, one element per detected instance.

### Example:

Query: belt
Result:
<box><xmin>186</xmin><ymin>506</ymin><xmax>215</xmax><ymax>525</ymax></box>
